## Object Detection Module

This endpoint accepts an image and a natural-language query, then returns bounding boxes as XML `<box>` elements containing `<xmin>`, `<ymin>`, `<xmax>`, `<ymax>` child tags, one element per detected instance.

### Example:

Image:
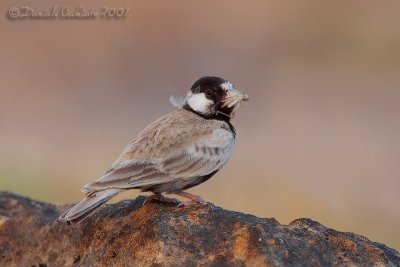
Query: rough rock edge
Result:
<box><xmin>0</xmin><ymin>191</ymin><xmax>399</xmax><ymax>267</ymax></box>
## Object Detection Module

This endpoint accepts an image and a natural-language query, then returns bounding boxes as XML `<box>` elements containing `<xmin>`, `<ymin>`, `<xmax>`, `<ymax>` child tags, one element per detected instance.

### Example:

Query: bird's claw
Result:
<box><xmin>143</xmin><ymin>193</ymin><xmax>181</xmax><ymax>206</ymax></box>
<box><xmin>176</xmin><ymin>199</ymin><xmax>208</xmax><ymax>207</ymax></box>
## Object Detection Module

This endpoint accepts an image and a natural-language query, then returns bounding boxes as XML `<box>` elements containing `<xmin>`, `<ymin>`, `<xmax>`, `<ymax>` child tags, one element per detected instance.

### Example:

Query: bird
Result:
<box><xmin>58</xmin><ymin>76</ymin><xmax>249</xmax><ymax>224</ymax></box>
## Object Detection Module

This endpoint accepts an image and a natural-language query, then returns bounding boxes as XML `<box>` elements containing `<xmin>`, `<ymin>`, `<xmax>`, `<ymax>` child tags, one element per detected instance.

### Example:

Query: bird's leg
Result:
<box><xmin>143</xmin><ymin>193</ymin><xmax>158</xmax><ymax>206</ymax></box>
<box><xmin>143</xmin><ymin>192</ymin><xmax>180</xmax><ymax>206</ymax></box>
<box><xmin>157</xmin><ymin>193</ymin><xmax>181</xmax><ymax>204</ymax></box>
<box><xmin>174</xmin><ymin>191</ymin><xmax>207</xmax><ymax>206</ymax></box>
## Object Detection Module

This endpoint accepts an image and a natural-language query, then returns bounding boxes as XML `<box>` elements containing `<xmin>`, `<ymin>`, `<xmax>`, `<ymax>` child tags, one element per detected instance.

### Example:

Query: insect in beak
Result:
<box><xmin>221</xmin><ymin>88</ymin><xmax>249</xmax><ymax>109</ymax></box>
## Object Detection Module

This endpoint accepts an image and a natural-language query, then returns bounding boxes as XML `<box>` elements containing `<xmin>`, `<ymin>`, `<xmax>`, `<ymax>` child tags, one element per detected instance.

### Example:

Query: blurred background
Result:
<box><xmin>1</xmin><ymin>0</ymin><xmax>399</xmax><ymax>250</ymax></box>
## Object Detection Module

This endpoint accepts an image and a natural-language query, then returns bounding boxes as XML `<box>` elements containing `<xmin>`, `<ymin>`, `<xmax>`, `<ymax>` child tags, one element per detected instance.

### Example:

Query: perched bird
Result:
<box><xmin>58</xmin><ymin>76</ymin><xmax>249</xmax><ymax>224</ymax></box>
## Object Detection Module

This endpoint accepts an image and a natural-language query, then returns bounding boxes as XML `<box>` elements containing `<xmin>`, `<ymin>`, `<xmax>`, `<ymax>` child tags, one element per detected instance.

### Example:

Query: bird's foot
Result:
<box><xmin>175</xmin><ymin>191</ymin><xmax>208</xmax><ymax>207</ymax></box>
<box><xmin>143</xmin><ymin>193</ymin><xmax>181</xmax><ymax>206</ymax></box>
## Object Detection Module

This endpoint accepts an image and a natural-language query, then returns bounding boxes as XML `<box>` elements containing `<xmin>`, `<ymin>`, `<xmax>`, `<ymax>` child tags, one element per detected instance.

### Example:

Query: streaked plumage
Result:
<box><xmin>58</xmin><ymin>76</ymin><xmax>248</xmax><ymax>224</ymax></box>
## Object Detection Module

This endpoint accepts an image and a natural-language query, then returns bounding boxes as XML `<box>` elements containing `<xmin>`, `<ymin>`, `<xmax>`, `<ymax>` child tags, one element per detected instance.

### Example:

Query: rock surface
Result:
<box><xmin>0</xmin><ymin>191</ymin><xmax>399</xmax><ymax>267</ymax></box>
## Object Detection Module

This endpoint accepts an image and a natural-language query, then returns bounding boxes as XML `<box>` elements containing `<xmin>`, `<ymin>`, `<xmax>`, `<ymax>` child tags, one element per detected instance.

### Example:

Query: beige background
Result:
<box><xmin>1</xmin><ymin>1</ymin><xmax>399</xmax><ymax>250</ymax></box>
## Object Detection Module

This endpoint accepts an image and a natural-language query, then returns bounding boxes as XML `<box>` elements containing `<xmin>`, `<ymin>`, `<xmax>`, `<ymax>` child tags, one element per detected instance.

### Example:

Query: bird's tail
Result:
<box><xmin>57</xmin><ymin>188</ymin><xmax>123</xmax><ymax>224</ymax></box>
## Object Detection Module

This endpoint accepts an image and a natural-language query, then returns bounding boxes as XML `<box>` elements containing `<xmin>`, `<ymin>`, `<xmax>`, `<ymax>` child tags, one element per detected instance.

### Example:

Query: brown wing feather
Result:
<box><xmin>83</xmin><ymin>109</ymin><xmax>234</xmax><ymax>193</ymax></box>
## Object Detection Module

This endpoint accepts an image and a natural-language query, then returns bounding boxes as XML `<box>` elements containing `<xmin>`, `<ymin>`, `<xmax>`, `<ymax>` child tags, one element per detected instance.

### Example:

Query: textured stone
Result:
<box><xmin>0</xmin><ymin>191</ymin><xmax>399</xmax><ymax>266</ymax></box>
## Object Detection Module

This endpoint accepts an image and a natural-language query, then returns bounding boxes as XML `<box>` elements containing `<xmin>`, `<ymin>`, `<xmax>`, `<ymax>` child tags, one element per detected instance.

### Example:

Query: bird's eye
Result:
<box><xmin>205</xmin><ymin>89</ymin><xmax>213</xmax><ymax>97</ymax></box>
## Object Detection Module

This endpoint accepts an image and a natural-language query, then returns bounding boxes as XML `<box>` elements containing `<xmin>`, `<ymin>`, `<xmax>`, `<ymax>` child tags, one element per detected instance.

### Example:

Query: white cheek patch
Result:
<box><xmin>186</xmin><ymin>92</ymin><xmax>213</xmax><ymax>114</ymax></box>
<box><xmin>220</xmin><ymin>81</ymin><xmax>234</xmax><ymax>91</ymax></box>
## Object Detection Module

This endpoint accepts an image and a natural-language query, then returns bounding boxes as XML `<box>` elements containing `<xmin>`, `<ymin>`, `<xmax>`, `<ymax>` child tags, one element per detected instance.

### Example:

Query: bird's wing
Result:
<box><xmin>83</xmin><ymin>109</ymin><xmax>234</xmax><ymax>193</ymax></box>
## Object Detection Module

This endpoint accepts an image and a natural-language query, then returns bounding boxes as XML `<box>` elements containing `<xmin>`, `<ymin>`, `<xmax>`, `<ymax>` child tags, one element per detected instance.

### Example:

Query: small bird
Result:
<box><xmin>58</xmin><ymin>76</ymin><xmax>249</xmax><ymax>224</ymax></box>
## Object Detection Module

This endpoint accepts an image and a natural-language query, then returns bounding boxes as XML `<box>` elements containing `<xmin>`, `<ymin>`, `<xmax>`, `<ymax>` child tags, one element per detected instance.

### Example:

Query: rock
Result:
<box><xmin>0</xmin><ymin>191</ymin><xmax>399</xmax><ymax>267</ymax></box>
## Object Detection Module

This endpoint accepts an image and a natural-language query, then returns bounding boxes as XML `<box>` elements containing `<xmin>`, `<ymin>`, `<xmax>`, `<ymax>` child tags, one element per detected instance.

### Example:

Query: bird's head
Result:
<box><xmin>183</xmin><ymin>76</ymin><xmax>249</xmax><ymax>121</ymax></box>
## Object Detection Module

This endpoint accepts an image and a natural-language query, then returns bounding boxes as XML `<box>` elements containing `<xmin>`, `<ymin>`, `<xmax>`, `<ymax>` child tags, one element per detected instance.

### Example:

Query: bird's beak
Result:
<box><xmin>221</xmin><ymin>87</ymin><xmax>249</xmax><ymax>109</ymax></box>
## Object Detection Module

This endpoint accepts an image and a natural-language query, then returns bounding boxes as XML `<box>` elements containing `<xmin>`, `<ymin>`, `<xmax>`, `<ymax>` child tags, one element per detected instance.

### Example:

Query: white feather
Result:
<box><xmin>169</xmin><ymin>95</ymin><xmax>185</xmax><ymax>108</ymax></box>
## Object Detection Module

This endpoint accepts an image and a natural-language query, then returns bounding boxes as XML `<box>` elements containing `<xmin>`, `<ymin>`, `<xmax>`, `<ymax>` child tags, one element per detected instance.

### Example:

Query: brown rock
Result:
<box><xmin>0</xmin><ymin>191</ymin><xmax>399</xmax><ymax>266</ymax></box>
